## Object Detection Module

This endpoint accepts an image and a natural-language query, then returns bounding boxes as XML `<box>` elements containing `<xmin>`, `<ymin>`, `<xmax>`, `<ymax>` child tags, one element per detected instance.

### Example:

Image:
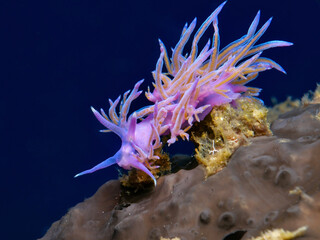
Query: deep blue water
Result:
<box><xmin>1</xmin><ymin>0</ymin><xmax>319</xmax><ymax>239</ymax></box>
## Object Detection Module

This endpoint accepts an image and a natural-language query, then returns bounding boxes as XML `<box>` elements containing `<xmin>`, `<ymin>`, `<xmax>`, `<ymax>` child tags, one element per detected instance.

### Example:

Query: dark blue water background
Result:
<box><xmin>1</xmin><ymin>0</ymin><xmax>319</xmax><ymax>239</ymax></box>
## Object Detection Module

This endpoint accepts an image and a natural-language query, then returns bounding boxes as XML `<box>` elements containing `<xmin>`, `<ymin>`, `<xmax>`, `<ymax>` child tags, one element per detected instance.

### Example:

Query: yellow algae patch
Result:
<box><xmin>160</xmin><ymin>238</ymin><xmax>180</xmax><ymax>240</ymax></box>
<box><xmin>120</xmin><ymin>147</ymin><xmax>170</xmax><ymax>189</ymax></box>
<box><xmin>301</xmin><ymin>83</ymin><xmax>320</xmax><ymax>105</ymax></box>
<box><xmin>250</xmin><ymin>226</ymin><xmax>307</xmax><ymax>240</ymax></box>
<box><xmin>268</xmin><ymin>83</ymin><xmax>320</xmax><ymax>122</ymax></box>
<box><xmin>268</xmin><ymin>97</ymin><xmax>301</xmax><ymax>123</ymax></box>
<box><xmin>191</xmin><ymin>97</ymin><xmax>271</xmax><ymax>176</ymax></box>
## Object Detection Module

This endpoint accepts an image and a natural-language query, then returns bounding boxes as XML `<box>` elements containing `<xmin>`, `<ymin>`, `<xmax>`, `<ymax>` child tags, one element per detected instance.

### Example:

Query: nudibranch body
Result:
<box><xmin>75</xmin><ymin>1</ymin><xmax>292</xmax><ymax>185</ymax></box>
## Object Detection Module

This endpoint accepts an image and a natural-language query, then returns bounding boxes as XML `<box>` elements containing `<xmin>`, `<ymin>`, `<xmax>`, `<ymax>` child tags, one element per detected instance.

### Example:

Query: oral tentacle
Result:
<box><xmin>74</xmin><ymin>152</ymin><xmax>120</xmax><ymax>178</ymax></box>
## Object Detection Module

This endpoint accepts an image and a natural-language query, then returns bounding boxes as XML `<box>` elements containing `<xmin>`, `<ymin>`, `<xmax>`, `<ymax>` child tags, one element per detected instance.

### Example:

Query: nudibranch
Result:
<box><xmin>75</xmin><ymin>1</ymin><xmax>292</xmax><ymax>186</ymax></box>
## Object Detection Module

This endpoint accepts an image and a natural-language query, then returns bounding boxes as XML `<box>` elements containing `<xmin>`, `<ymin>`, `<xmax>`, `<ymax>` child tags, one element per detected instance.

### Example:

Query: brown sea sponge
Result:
<box><xmin>40</xmin><ymin>103</ymin><xmax>320</xmax><ymax>240</ymax></box>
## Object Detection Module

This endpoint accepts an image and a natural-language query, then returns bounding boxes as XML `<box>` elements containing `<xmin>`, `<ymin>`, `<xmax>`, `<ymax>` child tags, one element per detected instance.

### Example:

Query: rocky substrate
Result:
<box><xmin>40</xmin><ymin>104</ymin><xmax>320</xmax><ymax>240</ymax></box>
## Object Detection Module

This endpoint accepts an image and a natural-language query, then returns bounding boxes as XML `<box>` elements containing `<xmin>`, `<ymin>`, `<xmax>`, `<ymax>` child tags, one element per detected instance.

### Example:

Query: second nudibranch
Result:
<box><xmin>75</xmin><ymin>1</ymin><xmax>292</xmax><ymax>186</ymax></box>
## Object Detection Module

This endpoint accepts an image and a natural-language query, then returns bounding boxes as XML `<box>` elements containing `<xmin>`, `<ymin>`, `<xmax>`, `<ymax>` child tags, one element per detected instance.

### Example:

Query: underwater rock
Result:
<box><xmin>40</xmin><ymin>104</ymin><xmax>320</xmax><ymax>240</ymax></box>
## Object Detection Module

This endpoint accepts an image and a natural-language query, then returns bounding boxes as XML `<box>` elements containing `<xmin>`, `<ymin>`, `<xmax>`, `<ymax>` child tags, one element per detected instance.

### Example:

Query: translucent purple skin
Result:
<box><xmin>74</xmin><ymin>1</ymin><xmax>292</xmax><ymax>186</ymax></box>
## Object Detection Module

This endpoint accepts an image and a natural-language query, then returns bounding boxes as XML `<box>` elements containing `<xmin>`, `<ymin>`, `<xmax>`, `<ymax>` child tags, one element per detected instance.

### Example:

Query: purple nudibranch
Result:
<box><xmin>75</xmin><ymin>1</ymin><xmax>293</xmax><ymax>186</ymax></box>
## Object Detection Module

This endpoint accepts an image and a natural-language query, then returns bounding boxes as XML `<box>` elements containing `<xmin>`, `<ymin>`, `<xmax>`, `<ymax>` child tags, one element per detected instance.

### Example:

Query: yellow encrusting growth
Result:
<box><xmin>191</xmin><ymin>97</ymin><xmax>271</xmax><ymax>176</ymax></box>
<box><xmin>268</xmin><ymin>83</ymin><xmax>320</xmax><ymax>122</ymax></box>
<box><xmin>267</xmin><ymin>97</ymin><xmax>301</xmax><ymax>123</ymax></box>
<box><xmin>120</xmin><ymin>147</ymin><xmax>170</xmax><ymax>188</ymax></box>
<box><xmin>250</xmin><ymin>226</ymin><xmax>308</xmax><ymax>240</ymax></box>
<box><xmin>301</xmin><ymin>83</ymin><xmax>320</xmax><ymax>105</ymax></box>
<box><xmin>160</xmin><ymin>237</ymin><xmax>180</xmax><ymax>240</ymax></box>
